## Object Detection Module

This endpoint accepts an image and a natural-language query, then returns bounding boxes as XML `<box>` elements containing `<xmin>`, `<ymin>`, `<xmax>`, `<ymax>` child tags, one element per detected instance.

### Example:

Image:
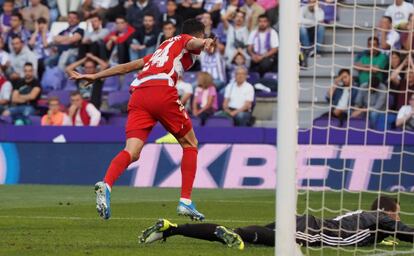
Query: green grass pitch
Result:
<box><xmin>0</xmin><ymin>185</ymin><xmax>413</xmax><ymax>255</ymax></box>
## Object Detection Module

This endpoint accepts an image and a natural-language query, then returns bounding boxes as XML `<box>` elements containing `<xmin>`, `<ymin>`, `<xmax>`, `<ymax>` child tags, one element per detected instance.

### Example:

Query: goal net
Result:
<box><xmin>293</xmin><ymin>0</ymin><xmax>414</xmax><ymax>255</ymax></box>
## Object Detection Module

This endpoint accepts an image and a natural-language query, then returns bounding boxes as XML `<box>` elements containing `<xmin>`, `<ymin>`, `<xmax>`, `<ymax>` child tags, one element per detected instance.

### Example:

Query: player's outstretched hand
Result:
<box><xmin>69</xmin><ymin>71</ymin><xmax>97</xmax><ymax>87</ymax></box>
<box><xmin>204</xmin><ymin>38</ymin><xmax>216</xmax><ymax>54</ymax></box>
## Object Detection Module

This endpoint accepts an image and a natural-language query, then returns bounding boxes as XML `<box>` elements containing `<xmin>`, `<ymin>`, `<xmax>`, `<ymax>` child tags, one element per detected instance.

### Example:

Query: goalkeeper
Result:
<box><xmin>138</xmin><ymin>196</ymin><xmax>414</xmax><ymax>250</ymax></box>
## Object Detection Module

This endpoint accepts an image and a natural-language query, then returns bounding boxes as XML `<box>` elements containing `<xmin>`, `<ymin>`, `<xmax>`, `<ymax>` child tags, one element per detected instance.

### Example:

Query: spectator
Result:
<box><xmin>192</xmin><ymin>72</ymin><xmax>218</xmax><ymax>125</ymax></box>
<box><xmin>0</xmin><ymin>0</ymin><xmax>14</xmax><ymax>38</ymax></box>
<box><xmin>384</xmin><ymin>0</ymin><xmax>414</xmax><ymax>28</ymax></box>
<box><xmin>265</xmin><ymin>2</ymin><xmax>278</xmax><ymax>30</ymax></box>
<box><xmin>400</xmin><ymin>13</ymin><xmax>414</xmax><ymax>51</ymax></box>
<box><xmin>28</xmin><ymin>17</ymin><xmax>52</xmax><ymax>78</ymax></box>
<box><xmin>159</xmin><ymin>0</ymin><xmax>183</xmax><ymax>31</ymax></box>
<box><xmin>354</xmin><ymin>37</ymin><xmax>388</xmax><ymax>87</ymax></box>
<box><xmin>9</xmin><ymin>37</ymin><xmax>37</xmax><ymax>80</ymax></box>
<box><xmin>0</xmin><ymin>75</ymin><xmax>12</xmax><ymax>115</ymax></box>
<box><xmin>352</xmin><ymin>77</ymin><xmax>387</xmax><ymax>128</ymax></box>
<box><xmin>4</xmin><ymin>12</ymin><xmax>31</xmax><ymax>53</ymax></box>
<box><xmin>57</xmin><ymin>0</ymin><xmax>81</xmax><ymax>20</ymax></box>
<box><xmin>222</xmin><ymin>66</ymin><xmax>255</xmax><ymax>126</ymax></box>
<box><xmin>240</xmin><ymin>0</ymin><xmax>265</xmax><ymax>31</ymax></box>
<box><xmin>41</xmin><ymin>96</ymin><xmax>71</xmax><ymax>126</ymax></box>
<box><xmin>223</xmin><ymin>9</ymin><xmax>250</xmax><ymax>67</ymax></box>
<box><xmin>0</xmin><ymin>37</ymin><xmax>11</xmax><ymax>73</ymax></box>
<box><xmin>125</xmin><ymin>0</ymin><xmax>160</xmax><ymax>30</ymax></box>
<box><xmin>299</xmin><ymin>0</ymin><xmax>325</xmax><ymax>57</ymax></box>
<box><xmin>3</xmin><ymin>63</ymin><xmax>41</xmax><ymax>125</ymax></box>
<box><xmin>21</xmin><ymin>0</ymin><xmax>49</xmax><ymax>32</ymax></box>
<box><xmin>105</xmin><ymin>16</ymin><xmax>135</xmax><ymax>65</ymax></box>
<box><xmin>221</xmin><ymin>0</ymin><xmax>239</xmax><ymax>19</ymax></box>
<box><xmin>78</xmin><ymin>14</ymin><xmax>109</xmax><ymax>60</ymax></box>
<box><xmin>396</xmin><ymin>93</ymin><xmax>414</xmax><ymax>130</ymax></box>
<box><xmin>203</xmin><ymin>0</ymin><xmax>223</xmax><ymax>26</ymax></box>
<box><xmin>91</xmin><ymin>0</ymin><xmax>119</xmax><ymax>19</ymax></box>
<box><xmin>393</xmin><ymin>66</ymin><xmax>414</xmax><ymax>111</ymax></box>
<box><xmin>52</xmin><ymin>11</ymin><xmax>84</xmax><ymax>70</ymax></box>
<box><xmin>228</xmin><ymin>51</ymin><xmax>249</xmax><ymax>81</ymax></box>
<box><xmin>130</xmin><ymin>13</ymin><xmax>159</xmax><ymax>60</ymax></box>
<box><xmin>377</xmin><ymin>16</ymin><xmax>400</xmax><ymax>51</ymax></box>
<box><xmin>247</xmin><ymin>14</ymin><xmax>278</xmax><ymax>76</ymax></box>
<box><xmin>68</xmin><ymin>91</ymin><xmax>101</xmax><ymax>126</ymax></box>
<box><xmin>78</xmin><ymin>0</ymin><xmax>98</xmax><ymax>20</ymax></box>
<box><xmin>389</xmin><ymin>52</ymin><xmax>406</xmax><ymax>92</ymax></box>
<box><xmin>257</xmin><ymin>0</ymin><xmax>277</xmax><ymax>10</ymax></box>
<box><xmin>156</xmin><ymin>21</ymin><xmax>177</xmax><ymax>48</ymax></box>
<box><xmin>200</xmin><ymin>46</ymin><xmax>227</xmax><ymax>90</ymax></box>
<box><xmin>66</xmin><ymin>53</ymin><xmax>108</xmax><ymax>109</ymax></box>
<box><xmin>177</xmin><ymin>0</ymin><xmax>204</xmax><ymax>21</ymax></box>
<box><xmin>176</xmin><ymin>76</ymin><xmax>193</xmax><ymax>111</ymax></box>
<box><xmin>326</xmin><ymin>69</ymin><xmax>356</xmax><ymax>119</ymax></box>
<box><xmin>47</xmin><ymin>0</ymin><xmax>60</xmax><ymax>23</ymax></box>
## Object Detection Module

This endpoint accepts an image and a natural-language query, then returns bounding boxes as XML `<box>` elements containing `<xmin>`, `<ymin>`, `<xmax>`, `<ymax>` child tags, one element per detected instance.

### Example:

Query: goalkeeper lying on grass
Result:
<box><xmin>139</xmin><ymin>196</ymin><xmax>414</xmax><ymax>250</ymax></box>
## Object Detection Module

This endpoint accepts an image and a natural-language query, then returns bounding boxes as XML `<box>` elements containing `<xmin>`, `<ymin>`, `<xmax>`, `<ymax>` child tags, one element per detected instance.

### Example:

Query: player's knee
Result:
<box><xmin>124</xmin><ymin>149</ymin><xmax>140</xmax><ymax>162</ymax></box>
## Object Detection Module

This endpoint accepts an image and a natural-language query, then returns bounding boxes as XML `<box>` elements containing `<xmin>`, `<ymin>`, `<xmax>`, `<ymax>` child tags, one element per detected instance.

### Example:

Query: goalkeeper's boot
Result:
<box><xmin>215</xmin><ymin>226</ymin><xmax>245</xmax><ymax>250</ymax></box>
<box><xmin>95</xmin><ymin>181</ymin><xmax>111</xmax><ymax>220</ymax></box>
<box><xmin>139</xmin><ymin>219</ymin><xmax>177</xmax><ymax>244</ymax></box>
<box><xmin>177</xmin><ymin>201</ymin><xmax>205</xmax><ymax>221</ymax></box>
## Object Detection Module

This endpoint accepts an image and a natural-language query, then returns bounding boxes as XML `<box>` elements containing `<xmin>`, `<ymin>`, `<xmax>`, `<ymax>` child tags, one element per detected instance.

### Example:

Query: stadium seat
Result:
<box><xmin>48</xmin><ymin>90</ymin><xmax>71</xmax><ymax>107</ymax></box>
<box><xmin>63</xmin><ymin>79</ymin><xmax>78</xmax><ymax>91</ymax></box>
<box><xmin>121</xmin><ymin>72</ymin><xmax>136</xmax><ymax>91</ymax></box>
<box><xmin>102</xmin><ymin>76</ymin><xmax>121</xmax><ymax>93</ymax></box>
<box><xmin>155</xmin><ymin>0</ymin><xmax>167</xmax><ymax>13</ymax></box>
<box><xmin>29</xmin><ymin>116</ymin><xmax>41</xmax><ymax>125</ymax></box>
<box><xmin>247</xmin><ymin>72</ymin><xmax>260</xmax><ymax>85</ymax></box>
<box><xmin>183</xmin><ymin>72</ymin><xmax>197</xmax><ymax>84</ymax></box>
<box><xmin>191</xmin><ymin>118</ymin><xmax>201</xmax><ymax>127</ymax></box>
<box><xmin>255</xmin><ymin>91</ymin><xmax>277</xmax><ymax>98</ymax></box>
<box><xmin>263</xmin><ymin>72</ymin><xmax>278</xmax><ymax>81</ymax></box>
<box><xmin>204</xmin><ymin>117</ymin><xmax>233</xmax><ymax>127</ymax></box>
<box><xmin>349</xmin><ymin>118</ymin><xmax>367</xmax><ymax>129</ymax></box>
<box><xmin>41</xmin><ymin>67</ymin><xmax>65</xmax><ymax>93</ymax></box>
<box><xmin>107</xmin><ymin>115</ymin><xmax>127</xmax><ymax>126</ymax></box>
<box><xmin>108</xmin><ymin>91</ymin><xmax>130</xmax><ymax>108</ymax></box>
<box><xmin>312</xmin><ymin>116</ymin><xmax>341</xmax><ymax>128</ymax></box>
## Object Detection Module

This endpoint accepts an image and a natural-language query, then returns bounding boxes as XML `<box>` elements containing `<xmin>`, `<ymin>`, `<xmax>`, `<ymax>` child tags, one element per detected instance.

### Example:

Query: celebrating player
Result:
<box><xmin>139</xmin><ymin>196</ymin><xmax>414</xmax><ymax>249</ymax></box>
<box><xmin>69</xmin><ymin>19</ymin><xmax>216</xmax><ymax>221</ymax></box>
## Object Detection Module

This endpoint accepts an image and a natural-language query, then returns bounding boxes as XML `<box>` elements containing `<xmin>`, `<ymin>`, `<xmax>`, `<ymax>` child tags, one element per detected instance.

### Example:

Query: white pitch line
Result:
<box><xmin>0</xmin><ymin>215</ymin><xmax>272</xmax><ymax>224</ymax></box>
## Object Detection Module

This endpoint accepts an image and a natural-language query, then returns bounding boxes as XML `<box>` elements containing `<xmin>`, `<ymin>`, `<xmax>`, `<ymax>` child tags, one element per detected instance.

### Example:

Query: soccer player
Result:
<box><xmin>69</xmin><ymin>19</ymin><xmax>216</xmax><ymax>221</ymax></box>
<box><xmin>139</xmin><ymin>196</ymin><xmax>414</xmax><ymax>249</ymax></box>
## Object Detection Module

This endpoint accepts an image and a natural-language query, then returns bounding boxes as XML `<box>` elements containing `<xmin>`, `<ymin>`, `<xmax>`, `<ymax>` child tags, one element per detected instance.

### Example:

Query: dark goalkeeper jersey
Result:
<box><xmin>293</xmin><ymin>210</ymin><xmax>414</xmax><ymax>246</ymax></box>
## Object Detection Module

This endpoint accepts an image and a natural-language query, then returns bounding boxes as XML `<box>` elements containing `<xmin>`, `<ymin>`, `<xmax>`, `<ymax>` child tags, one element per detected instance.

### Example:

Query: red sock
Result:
<box><xmin>180</xmin><ymin>147</ymin><xmax>198</xmax><ymax>199</ymax></box>
<box><xmin>103</xmin><ymin>150</ymin><xmax>133</xmax><ymax>188</ymax></box>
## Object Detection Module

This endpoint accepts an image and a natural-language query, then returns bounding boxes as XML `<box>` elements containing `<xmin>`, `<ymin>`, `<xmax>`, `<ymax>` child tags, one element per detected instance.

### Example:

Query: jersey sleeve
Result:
<box><xmin>143</xmin><ymin>54</ymin><xmax>153</xmax><ymax>64</ymax></box>
<box><xmin>379</xmin><ymin>214</ymin><xmax>414</xmax><ymax>243</ymax></box>
<box><xmin>181</xmin><ymin>34</ymin><xmax>196</xmax><ymax>51</ymax></box>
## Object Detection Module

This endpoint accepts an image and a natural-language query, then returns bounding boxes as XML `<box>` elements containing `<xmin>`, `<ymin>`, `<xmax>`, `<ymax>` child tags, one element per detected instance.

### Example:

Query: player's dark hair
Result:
<box><xmin>37</xmin><ymin>17</ymin><xmax>47</xmax><ymax>24</ymax></box>
<box><xmin>11</xmin><ymin>12</ymin><xmax>23</xmax><ymax>21</ymax></box>
<box><xmin>371</xmin><ymin>196</ymin><xmax>398</xmax><ymax>212</ymax></box>
<box><xmin>182</xmin><ymin>18</ymin><xmax>205</xmax><ymax>36</ymax></box>
<box><xmin>338</xmin><ymin>69</ymin><xmax>350</xmax><ymax>76</ymax></box>
<box><xmin>144</xmin><ymin>12</ymin><xmax>155</xmax><ymax>20</ymax></box>
<box><xmin>368</xmin><ymin>36</ymin><xmax>379</xmax><ymax>45</ymax></box>
<box><xmin>11</xmin><ymin>35</ymin><xmax>22</xmax><ymax>42</ymax></box>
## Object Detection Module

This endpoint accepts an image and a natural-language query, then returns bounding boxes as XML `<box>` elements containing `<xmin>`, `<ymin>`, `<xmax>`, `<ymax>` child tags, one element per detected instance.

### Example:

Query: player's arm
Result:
<box><xmin>379</xmin><ymin>215</ymin><xmax>414</xmax><ymax>243</ymax></box>
<box><xmin>186</xmin><ymin>38</ymin><xmax>216</xmax><ymax>53</ymax></box>
<box><xmin>69</xmin><ymin>59</ymin><xmax>145</xmax><ymax>85</ymax></box>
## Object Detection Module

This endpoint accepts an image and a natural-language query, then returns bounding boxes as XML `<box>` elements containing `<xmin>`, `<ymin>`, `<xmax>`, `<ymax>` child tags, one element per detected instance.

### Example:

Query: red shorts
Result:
<box><xmin>125</xmin><ymin>86</ymin><xmax>192</xmax><ymax>141</ymax></box>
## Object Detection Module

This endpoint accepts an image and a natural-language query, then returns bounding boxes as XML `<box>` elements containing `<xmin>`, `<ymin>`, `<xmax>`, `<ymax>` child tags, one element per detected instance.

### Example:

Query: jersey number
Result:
<box><xmin>144</xmin><ymin>41</ymin><xmax>175</xmax><ymax>70</ymax></box>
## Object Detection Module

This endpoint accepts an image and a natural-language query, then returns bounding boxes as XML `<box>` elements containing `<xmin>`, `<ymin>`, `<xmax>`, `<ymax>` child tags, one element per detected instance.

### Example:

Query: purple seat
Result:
<box><xmin>107</xmin><ymin>116</ymin><xmax>127</xmax><ymax>126</ymax></box>
<box><xmin>48</xmin><ymin>90</ymin><xmax>71</xmax><ymax>106</ymax></box>
<box><xmin>103</xmin><ymin>76</ymin><xmax>121</xmax><ymax>93</ymax></box>
<box><xmin>247</xmin><ymin>72</ymin><xmax>260</xmax><ymax>85</ymax></box>
<box><xmin>29</xmin><ymin>116</ymin><xmax>41</xmax><ymax>125</ymax></box>
<box><xmin>183</xmin><ymin>72</ymin><xmax>198</xmax><ymax>84</ymax></box>
<box><xmin>122</xmin><ymin>72</ymin><xmax>136</xmax><ymax>91</ymax></box>
<box><xmin>349</xmin><ymin>118</ymin><xmax>367</xmax><ymax>129</ymax></box>
<box><xmin>217</xmin><ymin>93</ymin><xmax>224</xmax><ymax>110</ymax></box>
<box><xmin>263</xmin><ymin>72</ymin><xmax>278</xmax><ymax>81</ymax></box>
<box><xmin>41</xmin><ymin>67</ymin><xmax>65</xmax><ymax>93</ymax></box>
<box><xmin>64</xmin><ymin>79</ymin><xmax>77</xmax><ymax>91</ymax></box>
<box><xmin>191</xmin><ymin>118</ymin><xmax>201</xmax><ymax>127</ymax></box>
<box><xmin>105</xmin><ymin>22</ymin><xmax>116</xmax><ymax>31</ymax></box>
<box><xmin>155</xmin><ymin>0</ymin><xmax>167</xmax><ymax>13</ymax></box>
<box><xmin>204</xmin><ymin>117</ymin><xmax>233</xmax><ymax>127</ymax></box>
<box><xmin>313</xmin><ymin>117</ymin><xmax>341</xmax><ymax>128</ymax></box>
<box><xmin>0</xmin><ymin>116</ymin><xmax>12</xmax><ymax>124</ymax></box>
<box><xmin>213</xmin><ymin>23</ymin><xmax>227</xmax><ymax>44</ymax></box>
<box><xmin>255</xmin><ymin>91</ymin><xmax>277</xmax><ymax>97</ymax></box>
<box><xmin>108</xmin><ymin>91</ymin><xmax>130</xmax><ymax>108</ymax></box>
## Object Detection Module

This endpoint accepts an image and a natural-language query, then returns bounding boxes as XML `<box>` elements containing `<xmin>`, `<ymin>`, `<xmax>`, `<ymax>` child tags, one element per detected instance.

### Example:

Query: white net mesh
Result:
<box><xmin>298</xmin><ymin>0</ymin><xmax>414</xmax><ymax>254</ymax></box>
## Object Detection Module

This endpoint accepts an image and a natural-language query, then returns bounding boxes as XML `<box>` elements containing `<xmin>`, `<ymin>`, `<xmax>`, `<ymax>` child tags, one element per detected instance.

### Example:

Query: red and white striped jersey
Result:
<box><xmin>130</xmin><ymin>34</ymin><xmax>199</xmax><ymax>89</ymax></box>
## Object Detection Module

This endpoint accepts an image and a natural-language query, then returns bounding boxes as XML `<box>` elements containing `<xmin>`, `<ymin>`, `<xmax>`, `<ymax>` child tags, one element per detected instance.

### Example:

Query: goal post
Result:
<box><xmin>275</xmin><ymin>0</ymin><xmax>301</xmax><ymax>255</ymax></box>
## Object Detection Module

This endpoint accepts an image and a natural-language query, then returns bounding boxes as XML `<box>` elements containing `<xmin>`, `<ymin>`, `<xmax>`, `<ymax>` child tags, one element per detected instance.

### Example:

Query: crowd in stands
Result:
<box><xmin>297</xmin><ymin>0</ymin><xmax>414</xmax><ymax>132</ymax></box>
<box><xmin>0</xmin><ymin>0</ymin><xmax>282</xmax><ymax>128</ymax></box>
